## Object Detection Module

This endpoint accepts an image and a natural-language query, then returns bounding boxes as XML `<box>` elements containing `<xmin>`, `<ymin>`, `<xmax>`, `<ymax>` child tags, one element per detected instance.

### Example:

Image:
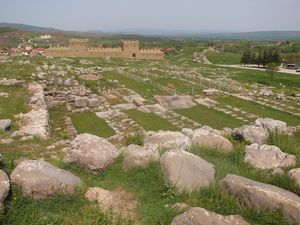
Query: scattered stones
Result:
<box><xmin>79</xmin><ymin>74</ymin><xmax>99</xmax><ymax>81</ymax></box>
<box><xmin>194</xmin><ymin>97</ymin><xmax>218</xmax><ymax>108</ymax></box>
<box><xmin>74</xmin><ymin>96</ymin><xmax>88</xmax><ymax>108</ymax></box>
<box><xmin>220</xmin><ymin>174</ymin><xmax>300</xmax><ymax>224</ymax></box>
<box><xmin>138</xmin><ymin>104</ymin><xmax>167</xmax><ymax>114</ymax></box>
<box><xmin>244</xmin><ymin>143</ymin><xmax>296</xmax><ymax>169</ymax></box>
<box><xmin>0</xmin><ymin>170</ymin><xmax>10</xmax><ymax>210</ymax></box>
<box><xmin>155</xmin><ymin>95</ymin><xmax>196</xmax><ymax>109</ymax></box>
<box><xmin>0</xmin><ymin>92</ymin><xmax>9</xmax><ymax>97</ymax></box>
<box><xmin>191</xmin><ymin>127</ymin><xmax>233</xmax><ymax>152</ymax></box>
<box><xmin>0</xmin><ymin>119</ymin><xmax>11</xmax><ymax>131</ymax></box>
<box><xmin>11</xmin><ymin>160</ymin><xmax>81</xmax><ymax>199</ymax></box>
<box><xmin>203</xmin><ymin>89</ymin><xmax>219</xmax><ymax>96</ymax></box>
<box><xmin>0</xmin><ymin>78</ymin><xmax>25</xmax><ymax>86</ymax></box>
<box><xmin>255</xmin><ymin>118</ymin><xmax>287</xmax><ymax>133</ymax></box>
<box><xmin>160</xmin><ymin>151</ymin><xmax>215</xmax><ymax>192</ymax></box>
<box><xmin>171</xmin><ymin>207</ymin><xmax>249</xmax><ymax>225</ymax></box>
<box><xmin>64</xmin><ymin>133</ymin><xmax>119</xmax><ymax>172</ymax></box>
<box><xmin>289</xmin><ymin>168</ymin><xmax>300</xmax><ymax>186</ymax></box>
<box><xmin>112</xmin><ymin>103</ymin><xmax>137</xmax><ymax>110</ymax></box>
<box><xmin>64</xmin><ymin>78</ymin><xmax>74</xmax><ymax>86</ymax></box>
<box><xmin>121</xmin><ymin>144</ymin><xmax>160</xmax><ymax>171</ymax></box>
<box><xmin>85</xmin><ymin>187</ymin><xmax>138</xmax><ymax>222</ymax></box>
<box><xmin>232</xmin><ymin>125</ymin><xmax>269</xmax><ymax>144</ymax></box>
<box><xmin>144</xmin><ymin>131</ymin><xmax>191</xmax><ymax>151</ymax></box>
<box><xmin>79</xmin><ymin>59</ymin><xmax>94</xmax><ymax>65</ymax></box>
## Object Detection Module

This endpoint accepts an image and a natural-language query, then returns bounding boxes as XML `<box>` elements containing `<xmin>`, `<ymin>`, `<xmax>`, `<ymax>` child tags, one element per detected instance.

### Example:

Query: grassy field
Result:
<box><xmin>70</xmin><ymin>111</ymin><xmax>115</xmax><ymax>138</ymax></box>
<box><xmin>206</xmin><ymin>52</ymin><xmax>242</xmax><ymax>65</ymax></box>
<box><xmin>102</xmin><ymin>72</ymin><xmax>167</xmax><ymax>100</ymax></box>
<box><xmin>175</xmin><ymin>105</ymin><xmax>245</xmax><ymax>129</ymax></box>
<box><xmin>125</xmin><ymin>109</ymin><xmax>179</xmax><ymax>131</ymax></box>
<box><xmin>216</xmin><ymin>95</ymin><xmax>300</xmax><ymax>126</ymax></box>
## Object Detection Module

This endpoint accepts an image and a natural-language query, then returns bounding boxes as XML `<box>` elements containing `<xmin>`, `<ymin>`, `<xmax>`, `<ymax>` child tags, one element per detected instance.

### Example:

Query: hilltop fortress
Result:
<box><xmin>46</xmin><ymin>39</ymin><xmax>164</xmax><ymax>60</ymax></box>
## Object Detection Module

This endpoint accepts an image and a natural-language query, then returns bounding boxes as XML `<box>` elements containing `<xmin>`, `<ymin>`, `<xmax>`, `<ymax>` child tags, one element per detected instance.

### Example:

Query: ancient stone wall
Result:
<box><xmin>46</xmin><ymin>39</ymin><xmax>164</xmax><ymax>60</ymax></box>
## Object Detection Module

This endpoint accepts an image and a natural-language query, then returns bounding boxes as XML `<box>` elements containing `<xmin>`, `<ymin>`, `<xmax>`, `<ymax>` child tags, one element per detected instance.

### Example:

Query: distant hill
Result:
<box><xmin>1</xmin><ymin>23</ymin><xmax>300</xmax><ymax>40</ymax></box>
<box><xmin>0</xmin><ymin>23</ymin><xmax>60</xmax><ymax>33</ymax></box>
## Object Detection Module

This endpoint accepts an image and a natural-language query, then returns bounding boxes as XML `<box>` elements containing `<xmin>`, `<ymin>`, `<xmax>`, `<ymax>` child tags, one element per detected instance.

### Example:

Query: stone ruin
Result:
<box><xmin>46</xmin><ymin>39</ymin><xmax>164</xmax><ymax>60</ymax></box>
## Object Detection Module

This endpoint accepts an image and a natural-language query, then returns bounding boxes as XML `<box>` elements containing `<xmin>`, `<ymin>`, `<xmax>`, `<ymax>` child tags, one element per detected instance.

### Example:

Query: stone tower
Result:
<box><xmin>122</xmin><ymin>40</ymin><xmax>139</xmax><ymax>57</ymax></box>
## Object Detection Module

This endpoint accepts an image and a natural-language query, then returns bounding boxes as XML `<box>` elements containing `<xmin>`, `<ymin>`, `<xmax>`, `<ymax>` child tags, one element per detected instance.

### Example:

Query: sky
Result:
<box><xmin>1</xmin><ymin>0</ymin><xmax>300</xmax><ymax>32</ymax></box>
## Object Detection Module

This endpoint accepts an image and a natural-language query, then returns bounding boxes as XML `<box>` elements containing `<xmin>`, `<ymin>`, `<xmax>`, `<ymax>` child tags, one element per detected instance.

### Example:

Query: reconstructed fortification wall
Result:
<box><xmin>46</xmin><ymin>39</ymin><xmax>164</xmax><ymax>60</ymax></box>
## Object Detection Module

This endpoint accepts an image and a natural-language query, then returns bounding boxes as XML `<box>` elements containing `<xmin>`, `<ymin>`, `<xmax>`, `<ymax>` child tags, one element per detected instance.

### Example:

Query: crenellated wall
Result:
<box><xmin>46</xmin><ymin>39</ymin><xmax>164</xmax><ymax>60</ymax></box>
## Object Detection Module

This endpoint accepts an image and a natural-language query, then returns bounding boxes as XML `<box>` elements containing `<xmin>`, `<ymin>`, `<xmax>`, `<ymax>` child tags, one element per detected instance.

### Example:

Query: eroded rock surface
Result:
<box><xmin>255</xmin><ymin>118</ymin><xmax>287</xmax><ymax>133</ymax></box>
<box><xmin>160</xmin><ymin>151</ymin><xmax>215</xmax><ymax>192</ymax></box>
<box><xmin>11</xmin><ymin>160</ymin><xmax>81</xmax><ymax>199</ymax></box>
<box><xmin>232</xmin><ymin>125</ymin><xmax>269</xmax><ymax>144</ymax></box>
<box><xmin>0</xmin><ymin>170</ymin><xmax>10</xmax><ymax>210</ymax></box>
<box><xmin>171</xmin><ymin>207</ymin><xmax>249</xmax><ymax>225</ymax></box>
<box><xmin>244</xmin><ymin>143</ymin><xmax>296</xmax><ymax>169</ymax></box>
<box><xmin>155</xmin><ymin>95</ymin><xmax>196</xmax><ymax>109</ymax></box>
<box><xmin>220</xmin><ymin>174</ymin><xmax>300</xmax><ymax>224</ymax></box>
<box><xmin>64</xmin><ymin>133</ymin><xmax>119</xmax><ymax>172</ymax></box>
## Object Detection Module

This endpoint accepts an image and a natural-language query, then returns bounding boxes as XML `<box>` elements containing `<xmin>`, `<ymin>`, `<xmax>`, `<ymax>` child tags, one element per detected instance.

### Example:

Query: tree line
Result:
<box><xmin>240</xmin><ymin>48</ymin><xmax>281</xmax><ymax>67</ymax></box>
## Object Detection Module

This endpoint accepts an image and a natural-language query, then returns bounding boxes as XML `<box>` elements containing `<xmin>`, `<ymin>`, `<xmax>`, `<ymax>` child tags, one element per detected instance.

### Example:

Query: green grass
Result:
<box><xmin>216</xmin><ymin>95</ymin><xmax>300</xmax><ymax>126</ymax></box>
<box><xmin>70</xmin><ymin>111</ymin><xmax>115</xmax><ymax>138</ymax></box>
<box><xmin>206</xmin><ymin>52</ymin><xmax>242</xmax><ymax>65</ymax></box>
<box><xmin>0</xmin><ymin>86</ymin><xmax>29</xmax><ymax>132</ymax></box>
<box><xmin>102</xmin><ymin>72</ymin><xmax>166</xmax><ymax>100</ymax></box>
<box><xmin>125</xmin><ymin>109</ymin><xmax>179</xmax><ymax>131</ymax></box>
<box><xmin>175</xmin><ymin>105</ymin><xmax>245</xmax><ymax>129</ymax></box>
<box><xmin>227</xmin><ymin>67</ymin><xmax>300</xmax><ymax>91</ymax></box>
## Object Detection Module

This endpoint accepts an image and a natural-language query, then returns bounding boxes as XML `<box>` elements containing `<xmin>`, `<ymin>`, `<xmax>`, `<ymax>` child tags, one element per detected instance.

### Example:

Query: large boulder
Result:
<box><xmin>220</xmin><ymin>174</ymin><xmax>300</xmax><ymax>224</ymax></box>
<box><xmin>255</xmin><ymin>118</ymin><xmax>287</xmax><ymax>133</ymax></box>
<box><xmin>171</xmin><ymin>207</ymin><xmax>249</xmax><ymax>225</ymax></box>
<box><xmin>144</xmin><ymin>131</ymin><xmax>191</xmax><ymax>151</ymax></box>
<box><xmin>289</xmin><ymin>168</ymin><xmax>300</xmax><ymax>186</ymax></box>
<box><xmin>155</xmin><ymin>95</ymin><xmax>196</xmax><ymax>109</ymax></box>
<box><xmin>0</xmin><ymin>119</ymin><xmax>11</xmax><ymax>131</ymax></box>
<box><xmin>85</xmin><ymin>187</ymin><xmax>138</xmax><ymax>222</ymax></box>
<box><xmin>232</xmin><ymin>125</ymin><xmax>269</xmax><ymax>144</ymax></box>
<box><xmin>121</xmin><ymin>144</ymin><xmax>160</xmax><ymax>171</ymax></box>
<box><xmin>0</xmin><ymin>170</ymin><xmax>10</xmax><ymax>210</ymax></box>
<box><xmin>160</xmin><ymin>151</ymin><xmax>215</xmax><ymax>192</ymax></box>
<box><xmin>244</xmin><ymin>143</ymin><xmax>296</xmax><ymax>169</ymax></box>
<box><xmin>64</xmin><ymin>133</ymin><xmax>119</xmax><ymax>172</ymax></box>
<box><xmin>11</xmin><ymin>160</ymin><xmax>81</xmax><ymax>199</ymax></box>
<box><xmin>191</xmin><ymin>127</ymin><xmax>233</xmax><ymax>152</ymax></box>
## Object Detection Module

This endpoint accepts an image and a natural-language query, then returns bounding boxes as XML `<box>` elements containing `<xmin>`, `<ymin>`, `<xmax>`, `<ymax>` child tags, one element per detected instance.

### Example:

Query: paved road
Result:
<box><xmin>216</xmin><ymin>64</ymin><xmax>300</xmax><ymax>75</ymax></box>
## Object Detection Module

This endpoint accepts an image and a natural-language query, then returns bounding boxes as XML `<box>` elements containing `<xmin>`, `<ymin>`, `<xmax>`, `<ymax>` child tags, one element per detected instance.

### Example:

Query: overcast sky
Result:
<box><xmin>1</xmin><ymin>0</ymin><xmax>300</xmax><ymax>32</ymax></box>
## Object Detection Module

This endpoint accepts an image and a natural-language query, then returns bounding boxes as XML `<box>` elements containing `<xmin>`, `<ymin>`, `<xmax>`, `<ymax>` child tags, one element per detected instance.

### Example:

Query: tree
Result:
<box><xmin>265</xmin><ymin>62</ymin><xmax>279</xmax><ymax>82</ymax></box>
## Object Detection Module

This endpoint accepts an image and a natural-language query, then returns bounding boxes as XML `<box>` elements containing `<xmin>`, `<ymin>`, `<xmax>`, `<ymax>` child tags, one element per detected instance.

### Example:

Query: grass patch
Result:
<box><xmin>125</xmin><ymin>109</ymin><xmax>179</xmax><ymax>131</ymax></box>
<box><xmin>216</xmin><ymin>95</ymin><xmax>300</xmax><ymax>126</ymax></box>
<box><xmin>102</xmin><ymin>72</ymin><xmax>166</xmax><ymax>100</ymax></box>
<box><xmin>206</xmin><ymin>52</ymin><xmax>241</xmax><ymax>65</ymax></box>
<box><xmin>70</xmin><ymin>111</ymin><xmax>115</xmax><ymax>138</ymax></box>
<box><xmin>175</xmin><ymin>105</ymin><xmax>245</xmax><ymax>129</ymax></box>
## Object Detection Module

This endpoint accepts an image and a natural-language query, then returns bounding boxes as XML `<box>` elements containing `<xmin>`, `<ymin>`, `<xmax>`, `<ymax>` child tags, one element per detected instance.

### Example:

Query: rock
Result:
<box><xmin>289</xmin><ymin>168</ymin><xmax>300</xmax><ymax>186</ymax></box>
<box><xmin>0</xmin><ymin>119</ymin><xmax>11</xmax><ymax>131</ymax></box>
<box><xmin>74</xmin><ymin>96</ymin><xmax>88</xmax><ymax>108</ymax></box>
<box><xmin>191</xmin><ymin>127</ymin><xmax>233</xmax><ymax>152</ymax></box>
<box><xmin>138</xmin><ymin>104</ymin><xmax>167</xmax><ymax>114</ymax></box>
<box><xmin>244</xmin><ymin>143</ymin><xmax>296</xmax><ymax>169</ymax></box>
<box><xmin>0</xmin><ymin>138</ymin><xmax>13</xmax><ymax>144</ymax></box>
<box><xmin>171</xmin><ymin>207</ymin><xmax>249</xmax><ymax>225</ymax></box>
<box><xmin>194</xmin><ymin>98</ymin><xmax>218</xmax><ymax>108</ymax></box>
<box><xmin>79</xmin><ymin>74</ymin><xmax>100</xmax><ymax>81</ymax></box>
<box><xmin>271</xmin><ymin>168</ymin><xmax>284</xmax><ymax>175</ymax></box>
<box><xmin>220</xmin><ymin>174</ymin><xmax>300</xmax><ymax>224</ymax></box>
<box><xmin>160</xmin><ymin>151</ymin><xmax>215</xmax><ymax>192</ymax></box>
<box><xmin>170</xmin><ymin>203</ymin><xmax>190</xmax><ymax>211</ymax></box>
<box><xmin>0</xmin><ymin>170</ymin><xmax>10</xmax><ymax>210</ymax></box>
<box><xmin>255</xmin><ymin>118</ymin><xmax>287</xmax><ymax>133</ymax></box>
<box><xmin>11</xmin><ymin>160</ymin><xmax>81</xmax><ymax>199</ymax></box>
<box><xmin>64</xmin><ymin>133</ymin><xmax>119</xmax><ymax>172</ymax></box>
<box><xmin>121</xmin><ymin>144</ymin><xmax>160</xmax><ymax>171</ymax></box>
<box><xmin>144</xmin><ymin>131</ymin><xmax>191</xmax><ymax>151</ymax></box>
<box><xmin>85</xmin><ymin>187</ymin><xmax>138</xmax><ymax>221</ymax></box>
<box><xmin>232</xmin><ymin>125</ymin><xmax>269</xmax><ymax>144</ymax></box>
<box><xmin>203</xmin><ymin>89</ymin><xmax>219</xmax><ymax>96</ymax></box>
<box><xmin>112</xmin><ymin>103</ymin><xmax>136</xmax><ymax>110</ymax></box>
<box><xmin>64</xmin><ymin>78</ymin><xmax>74</xmax><ymax>86</ymax></box>
<box><xmin>155</xmin><ymin>95</ymin><xmax>196</xmax><ymax>109</ymax></box>
<box><xmin>88</xmin><ymin>98</ymin><xmax>99</xmax><ymax>108</ymax></box>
